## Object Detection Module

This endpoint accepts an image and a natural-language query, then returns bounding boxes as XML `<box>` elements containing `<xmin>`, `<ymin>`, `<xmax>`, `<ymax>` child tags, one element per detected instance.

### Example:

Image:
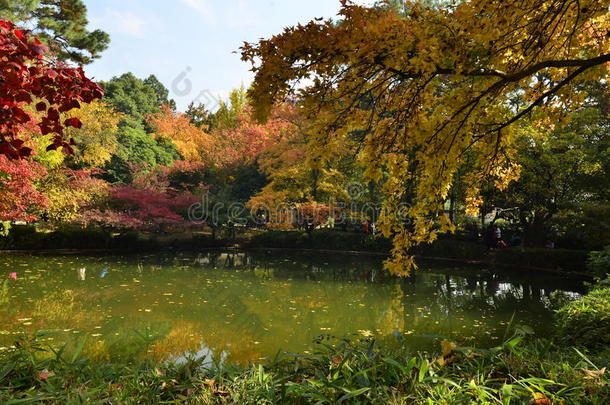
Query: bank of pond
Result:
<box><xmin>0</xmin><ymin>226</ymin><xmax>593</xmax><ymax>276</ymax></box>
<box><xmin>0</xmin><ymin>250</ymin><xmax>608</xmax><ymax>403</ymax></box>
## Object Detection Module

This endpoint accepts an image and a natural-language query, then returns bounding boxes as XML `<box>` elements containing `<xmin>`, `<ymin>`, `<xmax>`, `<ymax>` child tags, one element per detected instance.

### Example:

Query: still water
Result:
<box><xmin>0</xmin><ymin>250</ymin><xmax>585</xmax><ymax>364</ymax></box>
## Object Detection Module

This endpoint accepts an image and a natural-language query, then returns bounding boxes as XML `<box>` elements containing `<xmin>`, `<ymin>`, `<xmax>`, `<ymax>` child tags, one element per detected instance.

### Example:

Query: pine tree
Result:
<box><xmin>0</xmin><ymin>0</ymin><xmax>110</xmax><ymax>64</ymax></box>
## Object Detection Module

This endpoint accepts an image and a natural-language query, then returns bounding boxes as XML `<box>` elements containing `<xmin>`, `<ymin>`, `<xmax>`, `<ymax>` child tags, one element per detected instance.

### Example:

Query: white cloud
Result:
<box><xmin>91</xmin><ymin>10</ymin><xmax>149</xmax><ymax>38</ymax></box>
<box><xmin>179</xmin><ymin>0</ymin><xmax>215</xmax><ymax>24</ymax></box>
<box><xmin>225</xmin><ymin>0</ymin><xmax>262</xmax><ymax>28</ymax></box>
<box><xmin>115</xmin><ymin>13</ymin><xmax>148</xmax><ymax>37</ymax></box>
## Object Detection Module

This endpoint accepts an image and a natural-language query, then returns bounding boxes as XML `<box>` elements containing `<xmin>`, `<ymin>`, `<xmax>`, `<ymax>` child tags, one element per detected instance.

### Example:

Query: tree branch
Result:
<box><xmin>383</xmin><ymin>53</ymin><xmax>610</xmax><ymax>83</ymax></box>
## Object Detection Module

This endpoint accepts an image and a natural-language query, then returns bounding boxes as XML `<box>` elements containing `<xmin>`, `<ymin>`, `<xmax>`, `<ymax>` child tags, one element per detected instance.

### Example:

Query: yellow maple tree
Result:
<box><xmin>242</xmin><ymin>0</ymin><xmax>610</xmax><ymax>275</ymax></box>
<box><xmin>63</xmin><ymin>101</ymin><xmax>122</xmax><ymax>168</ymax></box>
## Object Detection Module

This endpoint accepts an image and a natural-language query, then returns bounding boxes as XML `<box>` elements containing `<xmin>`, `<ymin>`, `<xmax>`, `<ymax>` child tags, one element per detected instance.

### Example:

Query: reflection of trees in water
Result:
<box><xmin>391</xmin><ymin>269</ymin><xmax>585</xmax><ymax>346</ymax></box>
<box><xmin>0</xmin><ymin>251</ymin><xmax>587</xmax><ymax>362</ymax></box>
<box><xmin>190</xmin><ymin>250</ymin><xmax>388</xmax><ymax>284</ymax></box>
<box><xmin>187</xmin><ymin>251</ymin><xmax>571</xmax><ymax>350</ymax></box>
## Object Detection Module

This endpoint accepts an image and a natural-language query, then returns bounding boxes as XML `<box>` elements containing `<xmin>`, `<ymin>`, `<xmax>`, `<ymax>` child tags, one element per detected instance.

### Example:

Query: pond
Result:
<box><xmin>0</xmin><ymin>250</ymin><xmax>585</xmax><ymax>365</ymax></box>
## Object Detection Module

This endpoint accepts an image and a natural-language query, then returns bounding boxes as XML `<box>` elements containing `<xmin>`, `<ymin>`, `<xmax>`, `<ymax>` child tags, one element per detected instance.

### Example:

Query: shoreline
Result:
<box><xmin>0</xmin><ymin>244</ymin><xmax>593</xmax><ymax>279</ymax></box>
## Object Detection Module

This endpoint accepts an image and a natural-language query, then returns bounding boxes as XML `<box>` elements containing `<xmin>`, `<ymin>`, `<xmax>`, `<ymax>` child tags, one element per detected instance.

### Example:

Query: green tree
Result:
<box><xmin>101</xmin><ymin>73</ymin><xmax>170</xmax><ymax>130</ymax></box>
<box><xmin>185</xmin><ymin>101</ymin><xmax>216</xmax><ymax>130</ymax></box>
<box><xmin>0</xmin><ymin>0</ymin><xmax>110</xmax><ymax>64</ymax></box>
<box><xmin>100</xmin><ymin>74</ymin><xmax>181</xmax><ymax>183</ymax></box>
<box><xmin>184</xmin><ymin>86</ymin><xmax>248</xmax><ymax>132</ymax></box>
<box><xmin>214</xmin><ymin>86</ymin><xmax>248</xmax><ymax>130</ymax></box>
<box><xmin>482</xmin><ymin>85</ymin><xmax>610</xmax><ymax>247</ymax></box>
<box><xmin>103</xmin><ymin>125</ymin><xmax>181</xmax><ymax>184</ymax></box>
<box><xmin>144</xmin><ymin>75</ymin><xmax>176</xmax><ymax>111</ymax></box>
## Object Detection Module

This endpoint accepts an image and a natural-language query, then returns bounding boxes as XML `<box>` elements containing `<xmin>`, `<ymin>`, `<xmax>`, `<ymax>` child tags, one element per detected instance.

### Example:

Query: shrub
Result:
<box><xmin>587</xmin><ymin>246</ymin><xmax>610</xmax><ymax>279</ymax></box>
<box><xmin>552</xmin><ymin>203</ymin><xmax>610</xmax><ymax>250</ymax></box>
<box><xmin>248</xmin><ymin>229</ymin><xmax>393</xmax><ymax>252</ymax></box>
<box><xmin>248</xmin><ymin>230</ymin><xmax>309</xmax><ymax>249</ymax></box>
<box><xmin>493</xmin><ymin>247</ymin><xmax>588</xmax><ymax>273</ymax></box>
<box><xmin>45</xmin><ymin>226</ymin><xmax>112</xmax><ymax>249</ymax></box>
<box><xmin>0</xmin><ymin>224</ymin><xmax>45</xmax><ymax>250</ymax></box>
<box><xmin>555</xmin><ymin>282</ymin><xmax>610</xmax><ymax>350</ymax></box>
<box><xmin>413</xmin><ymin>238</ymin><xmax>487</xmax><ymax>261</ymax></box>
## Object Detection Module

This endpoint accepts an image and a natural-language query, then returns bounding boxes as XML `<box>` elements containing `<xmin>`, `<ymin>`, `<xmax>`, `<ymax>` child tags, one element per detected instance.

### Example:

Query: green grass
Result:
<box><xmin>1</xmin><ymin>328</ymin><xmax>608</xmax><ymax>404</ymax></box>
<box><xmin>555</xmin><ymin>282</ymin><xmax>610</xmax><ymax>350</ymax></box>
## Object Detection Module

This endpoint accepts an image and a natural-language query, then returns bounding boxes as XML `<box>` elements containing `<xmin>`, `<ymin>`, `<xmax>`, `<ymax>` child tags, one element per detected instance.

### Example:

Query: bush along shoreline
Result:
<box><xmin>0</xmin><ymin>226</ymin><xmax>595</xmax><ymax>276</ymax></box>
<box><xmin>1</xmin><ymin>281</ymin><xmax>609</xmax><ymax>404</ymax></box>
<box><xmin>247</xmin><ymin>230</ymin><xmax>592</xmax><ymax>275</ymax></box>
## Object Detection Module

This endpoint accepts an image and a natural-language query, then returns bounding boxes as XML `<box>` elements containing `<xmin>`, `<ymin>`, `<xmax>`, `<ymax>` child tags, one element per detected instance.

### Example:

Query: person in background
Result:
<box><xmin>369</xmin><ymin>221</ymin><xmax>376</xmax><ymax>235</ymax></box>
<box><xmin>361</xmin><ymin>220</ymin><xmax>370</xmax><ymax>234</ymax></box>
<box><xmin>495</xmin><ymin>227</ymin><xmax>502</xmax><ymax>240</ymax></box>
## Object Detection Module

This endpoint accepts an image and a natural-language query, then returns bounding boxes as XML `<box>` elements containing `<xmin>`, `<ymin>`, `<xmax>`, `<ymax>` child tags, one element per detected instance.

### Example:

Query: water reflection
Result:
<box><xmin>0</xmin><ymin>250</ymin><xmax>585</xmax><ymax>364</ymax></box>
<box><xmin>170</xmin><ymin>343</ymin><xmax>227</xmax><ymax>371</ymax></box>
<box><xmin>77</xmin><ymin>267</ymin><xmax>86</xmax><ymax>281</ymax></box>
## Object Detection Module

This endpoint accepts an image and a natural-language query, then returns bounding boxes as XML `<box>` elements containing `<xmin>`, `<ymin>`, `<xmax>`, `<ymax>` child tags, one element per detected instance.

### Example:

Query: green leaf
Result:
<box><xmin>0</xmin><ymin>361</ymin><xmax>16</xmax><ymax>383</ymax></box>
<box><xmin>337</xmin><ymin>387</ymin><xmax>370</xmax><ymax>403</ymax></box>
<box><xmin>7</xmin><ymin>396</ymin><xmax>52</xmax><ymax>405</ymax></box>
<box><xmin>70</xmin><ymin>335</ymin><xmax>88</xmax><ymax>364</ymax></box>
<box><xmin>504</xmin><ymin>336</ymin><xmax>522</xmax><ymax>351</ymax></box>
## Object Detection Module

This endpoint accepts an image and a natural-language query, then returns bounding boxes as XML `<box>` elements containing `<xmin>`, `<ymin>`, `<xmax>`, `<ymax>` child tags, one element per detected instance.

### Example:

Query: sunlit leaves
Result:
<box><xmin>63</xmin><ymin>101</ymin><xmax>122</xmax><ymax>168</ymax></box>
<box><xmin>242</xmin><ymin>0</ymin><xmax>610</xmax><ymax>274</ymax></box>
<box><xmin>0</xmin><ymin>20</ymin><xmax>103</xmax><ymax>158</ymax></box>
<box><xmin>148</xmin><ymin>105</ymin><xmax>213</xmax><ymax>162</ymax></box>
<box><xmin>0</xmin><ymin>155</ymin><xmax>47</xmax><ymax>221</ymax></box>
<box><xmin>39</xmin><ymin>169</ymin><xmax>109</xmax><ymax>223</ymax></box>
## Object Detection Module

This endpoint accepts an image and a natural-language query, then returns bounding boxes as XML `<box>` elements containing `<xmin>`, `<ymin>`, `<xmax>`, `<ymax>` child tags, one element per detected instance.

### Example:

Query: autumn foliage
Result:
<box><xmin>108</xmin><ymin>185</ymin><xmax>197</xmax><ymax>230</ymax></box>
<box><xmin>40</xmin><ymin>168</ymin><xmax>109</xmax><ymax>223</ymax></box>
<box><xmin>0</xmin><ymin>155</ymin><xmax>47</xmax><ymax>221</ymax></box>
<box><xmin>149</xmin><ymin>106</ymin><xmax>212</xmax><ymax>162</ymax></box>
<box><xmin>211</xmin><ymin>103</ymin><xmax>301</xmax><ymax>167</ymax></box>
<box><xmin>242</xmin><ymin>0</ymin><xmax>610</xmax><ymax>274</ymax></box>
<box><xmin>0</xmin><ymin>20</ymin><xmax>103</xmax><ymax>158</ymax></box>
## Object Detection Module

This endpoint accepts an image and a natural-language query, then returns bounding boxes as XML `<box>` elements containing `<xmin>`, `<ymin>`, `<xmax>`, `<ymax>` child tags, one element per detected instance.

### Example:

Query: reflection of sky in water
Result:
<box><xmin>169</xmin><ymin>343</ymin><xmax>226</xmax><ymax>371</ymax></box>
<box><xmin>0</xmin><ymin>251</ymin><xmax>586</xmax><ymax>364</ymax></box>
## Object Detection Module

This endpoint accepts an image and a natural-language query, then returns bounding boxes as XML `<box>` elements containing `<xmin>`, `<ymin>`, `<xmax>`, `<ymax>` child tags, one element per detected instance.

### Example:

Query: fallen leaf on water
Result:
<box><xmin>358</xmin><ymin>330</ymin><xmax>373</xmax><ymax>337</ymax></box>
<box><xmin>441</xmin><ymin>340</ymin><xmax>457</xmax><ymax>357</ymax></box>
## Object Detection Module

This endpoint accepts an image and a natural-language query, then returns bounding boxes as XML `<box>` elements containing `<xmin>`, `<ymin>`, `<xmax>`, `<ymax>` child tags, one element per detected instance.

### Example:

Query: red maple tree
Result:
<box><xmin>0</xmin><ymin>155</ymin><xmax>48</xmax><ymax>221</ymax></box>
<box><xmin>0</xmin><ymin>20</ymin><xmax>103</xmax><ymax>159</ymax></box>
<box><xmin>108</xmin><ymin>186</ymin><xmax>198</xmax><ymax>231</ymax></box>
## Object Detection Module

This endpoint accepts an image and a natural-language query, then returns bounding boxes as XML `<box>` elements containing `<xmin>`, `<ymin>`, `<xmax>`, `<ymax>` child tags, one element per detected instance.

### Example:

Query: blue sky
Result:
<box><xmin>84</xmin><ymin>0</ymin><xmax>364</xmax><ymax>111</ymax></box>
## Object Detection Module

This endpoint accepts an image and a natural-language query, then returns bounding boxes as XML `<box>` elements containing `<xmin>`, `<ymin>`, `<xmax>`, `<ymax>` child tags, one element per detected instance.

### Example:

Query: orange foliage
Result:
<box><xmin>148</xmin><ymin>106</ymin><xmax>213</xmax><ymax>162</ymax></box>
<box><xmin>209</xmin><ymin>102</ymin><xmax>301</xmax><ymax>168</ymax></box>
